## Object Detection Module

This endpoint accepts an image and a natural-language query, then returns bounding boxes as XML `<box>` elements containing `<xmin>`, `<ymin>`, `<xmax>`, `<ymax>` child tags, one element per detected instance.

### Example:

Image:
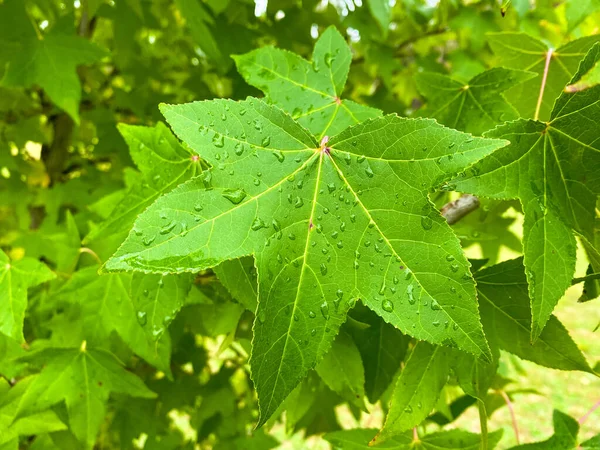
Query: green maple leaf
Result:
<box><xmin>325</xmin><ymin>428</ymin><xmax>503</xmax><ymax>449</ymax></box>
<box><xmin>0</xmin><ymin>250</ymin><xmax>55</xmax><ymax>342</ymax></box>
<box><xmin>415</xmin><ymin>68</ymin><xmax>536</xmax><ymax>135</ymax></box>
<box><xmin>85</xmin><ymin>122</ymin><xmax>203</xmax><ymax>244</ymax></box>
<box><xmin>233</xmin><ymin>26</ymin><xmax>382</xmax><ymax>138</ymax></box>
<box><xmin>16</xmin><ymin>345</ymin><xmax>155</xmax><ymax>449</ymax></box>
<box><xmin>374</xmin><ymin>342</ymin><xmax>450</xmax><ymax>445</ymax></box>
<box><xmin>476</xmin><ymin>258</ymin><xmax>592</xmax><ymax>372</ymax></box>
<box><xmin>0</xmin><ymin>378</ymin><xmax>67</xmax><ymax>446</ymax></box>
<box><xmin>508</xmin><ymin>410</ymin><xmax>579</xmax><ymax>449</ymax></box>
<box><xmin>0</xmin><ymin>0</ymin><xmax>107</xmax><ymax>124</ymax></box>
<box><xmin>57</xmin><ymin>267</ymin><xmax>192</xmax><ymax>374</ymax></box>
<box><xmin>104</xmin><ymin>96</ymin><xmax>505</xmax><ymax>424</ymax></box>
<box><xmin>454</xmin><ymin>44</ymin><xmax>600</xmax><ymax>340</ymax></box>
<box><xmin>487</xmin><ymin>32</ymin><xmax>600</xmax><ymax>121</ymax></box>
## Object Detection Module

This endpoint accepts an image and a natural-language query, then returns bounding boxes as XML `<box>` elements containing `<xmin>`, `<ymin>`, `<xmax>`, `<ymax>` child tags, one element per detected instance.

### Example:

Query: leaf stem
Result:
<box><xmin>579</xmin><ymin>398</ymin><xmax>600</xmax><ymax>425</ymax></box>
<box><xmin>534</xmin><ymin>48</ymin><xmax>554</xmax><ymax>121</ymax></box>
<box><xmin>478</xmin><ymin>400</ymin><xmax>489</xmax><ymax>450</ymax></box>
<box><xmin>499</xmin><ymin>390</ymin><xmax>520</xmax><ymax>444</ymax></box>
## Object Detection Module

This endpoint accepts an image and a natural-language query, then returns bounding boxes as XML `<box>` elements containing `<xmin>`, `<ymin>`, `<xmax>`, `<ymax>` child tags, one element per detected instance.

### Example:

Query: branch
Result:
<box><xmin>441</xmin><ymin>194</ymin><xmax>480</xmax><ymax>225</ymax></box>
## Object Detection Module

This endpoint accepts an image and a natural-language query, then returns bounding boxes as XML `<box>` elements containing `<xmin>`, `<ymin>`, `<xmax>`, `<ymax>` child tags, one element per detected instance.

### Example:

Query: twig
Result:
<box><xmin>441</xmin><ymin>194</ymin><xmax>480</xmax><ymax>225</ymax></box>
<box><xmin>478</xmin><ymin>400</ymin><xmax>489</xmax><ymax>450</ymax></box>
<box><xmin>499</xmin><ymin>390</ymin><xmax>520</xmax><ymax>444</ymax></box>
<box><xmin>579</xmin><ymin>398</ymin><xmax>600</xmax><ymax>425</ymax></box>
<box><xmin>412</xmin><ymin>427</ymin><xmax>419</xmax><ymax>442</ymax></box>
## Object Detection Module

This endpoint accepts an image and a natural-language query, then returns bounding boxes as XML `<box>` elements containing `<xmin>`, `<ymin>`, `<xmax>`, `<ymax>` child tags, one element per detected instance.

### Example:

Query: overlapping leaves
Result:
<box><xmin>454</xmin><ymin>44</ymin><xmax>600</xmax><ymax>339</ymax></box>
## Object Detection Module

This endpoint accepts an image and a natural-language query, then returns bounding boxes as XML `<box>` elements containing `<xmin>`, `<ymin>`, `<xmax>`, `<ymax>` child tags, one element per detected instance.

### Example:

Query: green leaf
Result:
<box><xmin>85</xmin><ymin>123</ymin><xmax>202</xmax><ymax>244</ymax></box>
<box><xmin>0</xmin><ymin>250</ymin><xmax>55</xmax><ymax>342</ymax></box>
<box><xmin>366</xmin><ymin>0</ymin><xmax>392</xmax><ymax>36</ymax></box>
<box><xmin>105</xmin><ymin>97</ymin><xmax>504</xmax><ymax>425</ymax></box>
<box><xmin>348</xmin><ymin>308</ymin><xmax>409</xmax><ymax>403</ymax></box>
<box><xmin>455</xmin><ymin>44</ymin><xmax>600</xmax><ymax>340</ymax></box>
<box><xmin>451</xmin><ymin>350</ymin><xmax>498</xmax><ymax>400</ymax></box>
<box><xmin>233</xmin><ymin>26</ymin><xmax>382</xmax><ymax>138</ymax></box>
<box><xmin>214</xmin><ymin>256</ymin><xmax>258</xmax><ymax>312</ymax></box>
<box><xmin>476</xmin><ymin>258</ymin><xmax>593</xmax><ymax>372</ymax></box>
<box><xmin>487</xmin><ymin>33</ymin><xmax>600</xmax><ymax>121</ymax></box>
<box><xmin>0</xmin><ymin>378</ymin><xmax>67</xmax><ymax>445</ymax></box>
<box><xmin>582</xmin><ymin>434</ymin><xmax>600</xmax><ymax>449</ymax></box>
<box><xmin>316</xmin><ymin>330</ymin><xmax>366</xmax><ymax>410</ymax></box>
<box><xmin>415</xmin><ymin>68</ymin><xmax>536</xmax><ymax>135</ymax></box>
<box><xmin>58</xmin><ymin>268</ymin><xmax>193</xmax><ymax>374</ymax></box>
<box><xmin>324</xmin><ymin>428</ymin><xmax>503</xmax><ymax>449</ymax></box>
<box><xmin>508</xmin><ymin>410</ymin><xmax>579</xmax><ymax>449</ymax></box>
<box><xmin>374</xmin><ymin>342</ymin><xmax>450</xmax><ymax>445</ymax></box>
<box><xmin>17</xmin><ymin>346</ymin><xmax>156</xmax><ymax>449</ymax></box>
<box><xmin>0</xmin><ymin>0</ymin><xmax>107</xmax><ymax>123</ymax></box>
<box><xmin>566</xmin><ymin>0</ymin><xmax>600</xmax><ymax>31</ymax></box>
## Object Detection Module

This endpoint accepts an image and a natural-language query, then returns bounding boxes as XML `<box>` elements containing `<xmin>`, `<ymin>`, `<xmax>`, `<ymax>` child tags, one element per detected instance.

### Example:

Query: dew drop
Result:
<box><xmin>446</xmin><ymin>254</ymin><xmax>455</xmax><ymax>262</ymax></box>
<box><xmin>272</xmin><ymin>150</ymin><xmax>285</xmax><ymax>162</ymax></box>
<box><xmin>212</xmin><ymin>134</ymin><xmax>225</xmax><ymax>148</ymax></box>
<box><xmin>262</xmin><ymin>136</ymin><xmax>271</xmax><ymax>147</ymax></box>
<box><xmin>382</xmin><ymin>299</ymin><xmax>394</xmax><ymax>312</ymax></box>
<box><xmin>251</xmin><ymin>217</ymin><xmax>267</xmax><ymax>231</ymax></box>
<box><xmin>365</xmin><ymin>166</ymin><xmax>374</xmax><ymax>178</ymax></box>
<box><xmin>320</xmin><ymin>301</ymin><xmax>330</xmax><ymax>319</ymax></box>
<box><xmin>222</xmin><ymin>188</ymin><xmax>247</xmax><ymax>204</ymax></box>
<box><xmin>160</xmin><ymin>221</ymin><xmax>177</xmax><ymax>235</ymax></box>
<box><xmin>421</xmin><ymin>216</ymin><xmax>433</xmax><ymax>230</ymax></box>
<box><xmin>407</xmin><ymin>284</ymin><xmax>416</xmax><ymax>305</ymax></box>
<box><xmin>450</xmin><ymin>263</ymin><xmax>459</xmax><ymax>273</ymax></box>
<box><xmin>137</xmin><ymin>311</ymin><xmax>147</xmax><ymax>326</ymax></box>
<box><xmin>309</xmin><ymin>310</ymin><xmax>316</xmax><ymax>319</ymax></box>
<box><xmin>320</xmin><ymin>263</ymin><xmax>328</xmax><ymax>276</ymax></box>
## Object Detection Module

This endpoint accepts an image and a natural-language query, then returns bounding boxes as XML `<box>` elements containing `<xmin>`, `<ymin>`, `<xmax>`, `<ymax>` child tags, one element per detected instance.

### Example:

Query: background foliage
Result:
<box><xmin>0</xmin><ymin>0</ymin><xmax>599</xmax><ymax>449</ymax></box>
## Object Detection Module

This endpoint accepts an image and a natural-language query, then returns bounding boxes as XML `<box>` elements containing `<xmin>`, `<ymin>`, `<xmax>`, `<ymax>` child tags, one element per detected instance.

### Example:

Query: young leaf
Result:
<box><xmin>374</xmin><ymin>342</ymin><xmax>450</xmax><ymax>445</ymax></box>
<box><xmin>325</xmin><ymin>428</ymin><xmax>503</xmax><ymax>449</ymax></box>
<box><xmin>105</xmin><ymin>97</ymin><xmax>504</xmax><ymax>424</ymax></box>
<box><xmin>0</xmin><ymin>0</ymin><xmax>107</xmax><ymax>123</ymax></box>
<box><xmin>316</xmin><ymin>330</ymin><xmax>366</xmax><ymax>410</ymax></box>
<box><xmin>17</xmin><ymin>346</ymin><xmax>156</xmax><ymax>449</ymax></box>
<box><xmin>476</xmin><ymin>258</ymin><xmax>593</xmax><ymax>372</ymax></box>
<box><xmin>415</xmin><ymin>68</ymin><xmax>536</xmax><ymax>135</ymax></box>
<box><xmin>366</xmin><ymin>0</ymin><xmax>392</xmax><ymax>36</ymax></box>
<box><xmin>233</xmin><ymin>26</ymin><xmax>382</xmax><ymax>138</ymax></box>
<box><xmin>582</xmin><ymin>433</ymin><xmax>600</xmax><ymax>449</ymax></box>
<box><xmin>85</xmin><ymin>123</ymin><xmax>202</xmax><ymax>244</ymax></box>
<box><xmin>507</xmin><ymin>410</ymin><xmax>579</xmax><ymax>449</ymax></box>
<box><xmin>455</xmin><ymin>44</ymin><xmax>600</xmax><ymax>340</ymax></box>
<box><xmin>487</xmin><ymin>33</ymin><xmax>600</xmax><ymax>121</ymax></box>
<box><xmin>58</xmin><ymin>267</ymin><xmax>193</xmax><ymax>374</ymax></box>
<box><xmin>0</xmin><ymin>250</ymin><xmax>55</xmax><ymax>342</ymax></box>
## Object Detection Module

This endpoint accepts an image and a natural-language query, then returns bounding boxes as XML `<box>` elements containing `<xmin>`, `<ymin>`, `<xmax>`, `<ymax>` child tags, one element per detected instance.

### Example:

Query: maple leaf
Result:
<box><xmin>16</xmin><ymin>345</ymin><xmax>155</xmax><ymax>449</ymax></box>
<box><xmin>508</xmin><ymin>410</ymin><xmax>579</xmax><ymax>449</ymax></box>
<box><xmin>454</xmin><ymin>44</ymin><xmax>600</xmax><ymax>340</ymax></box>
<box><xmin>415</xmin><ymin>68</ymin><xmax>536</xmax><ymax>135</ymax></box>
<box><xmin>105</xmin><ymin>96</ymin><xmax>506</xmax><ymax>424</ymax></box>
<box><xmin>0</xmin><ymin>0</ymin><xmax>106</xmax><ymax>124</ymax></box>
<box><xmin>85</xmin><ymin>122</ymin><xmax>203</xmax><ymax>244</ymax></box>
<box><xmin>233</xmin><ymin>26</ymin><xmax>382</xmax><ymax>138</ymax></box>
<box><xmin>57</xmin><ymin>267</ymin><xmax>192</xmax><ymax>375</ymax></box>
<box><xmin>0</xmin><ymin>250</ymin><xmax>55</xmax><ymax>342</ymax></box>
<box><xmin>487</xmin><ymin>32</ymin><xmax>600</xmax><ymax>121</ymax></box>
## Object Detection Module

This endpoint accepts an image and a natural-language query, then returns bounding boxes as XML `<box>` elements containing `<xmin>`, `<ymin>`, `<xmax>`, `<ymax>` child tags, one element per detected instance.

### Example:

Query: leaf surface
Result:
<box><xmin>85</xmin><ymin>123</ymin><xmax>202</xmax><ymax>244</ymax></box>
<box><xmin>455</xmin><ymin>44</ymin><xmax>600</xmax><ymax>339</ymax></box>
<box><xmin>0</xmin><ymin>250</ymin><xmax>55</xmax><ymax>342</ymax></box>
<box><xmin>415</xmin><ymin>68</ymin><xmax>536</xmax><ymax>135</ymax></box>
<box><xmin>325</xmin><ymin>428</ymin><xmax>503</xmax><ymax>449</ymax></box>
<box><xmin>0</xmin><ymin>0</ymin><xmax>106</xmax><ymax>123</ymax></box>
<box><xmin>233</xmin><ymin>26</ymin><xmax>381</xmax><ymax>138</ymax></box>
<box><xmin>374</xmin><ymin>342</ymin><xmax>449</xmax><ymax>445</ymax></box>
<box><xmin>17</xmin><ymin>347</ymin><xmax>155</xmax><ymax>449</ymax></box>
<box><xmin>475</xmin><ymin>258</ymin><xmax>592</xmax><ymax>372</ymax></box>
<box><xmin>105</xmin><ymin>97</ymin><xmax>504</xmax><ymax>425</ymax></box>
<box><xmin>487</xmin><ymin>33</ymin><xmax>600</xmax><ymax>120</ymax></box>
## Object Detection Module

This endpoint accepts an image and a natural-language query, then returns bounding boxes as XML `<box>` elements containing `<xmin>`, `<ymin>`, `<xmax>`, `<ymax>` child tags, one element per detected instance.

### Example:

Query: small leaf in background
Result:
<box><xmin>17</xmin><ymin>346</ymin><xmax>155</xmax><ymax>449</ymax></box>
<box><xmin>455</xmin><ymin>44</ymin><xmax>600</xmax><ymax>340</ymax></box>
<box><xmin>0</xmin><ymin>0</ymin><xmax>107</xmax><ymax>123</ymax></box>
<box><xmin>0</xmin><ymin>250</ymin><xmax>55</xmax><ymax>342</ymax></box>
<box><xmin>415</xmin><ymin>68</ymin><xmax>535</xmax><ymax>135</ymax></box>
<box><xmin>487</xmin><ymin>32</ymin><xmax>600</xmax><ymax>121</ymax></box>
<box><xmin>214</xmin><ymin>256</ymin><xmax>258</xmax><ymax>312</ymax></box>
<box><xmin>374</xmin><ymin>342</ymin><xmax>450</xmax><ymax>445</ymax></box>
<box><xmin>233</xmin><ymin>26</ymin><xmax>382</xmax><ymax>138</ymax></box>
<box><xmin>476</xmin><ymin>258</ymin><xmax>593</xmax><ymax>372</ymax></box>
<box><xmin>316</xmin><ymin>330</ymin><xmax>366</xmax><ymax>410</ymax></box>
<box><xmin>507</xmin><ymin>410</ymin><xmax>579</xmax><ymax>449</ymax></box>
